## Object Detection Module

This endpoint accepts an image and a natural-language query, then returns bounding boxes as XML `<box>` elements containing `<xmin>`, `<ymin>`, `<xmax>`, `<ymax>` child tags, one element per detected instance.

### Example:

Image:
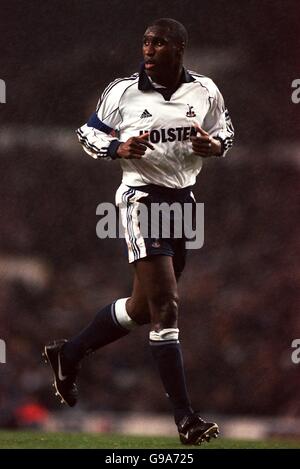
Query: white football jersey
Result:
<box><xmin>76</xmin><ymin>67</ymin><xmax>234</xmax><ymax>188</ymax></box>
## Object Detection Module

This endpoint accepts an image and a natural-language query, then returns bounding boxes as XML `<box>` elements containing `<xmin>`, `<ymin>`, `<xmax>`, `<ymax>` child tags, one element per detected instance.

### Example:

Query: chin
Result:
<box><xmin>145</xmin><ymin>68</ymin><xmax>158</xmax><ymax>80</ymax></box>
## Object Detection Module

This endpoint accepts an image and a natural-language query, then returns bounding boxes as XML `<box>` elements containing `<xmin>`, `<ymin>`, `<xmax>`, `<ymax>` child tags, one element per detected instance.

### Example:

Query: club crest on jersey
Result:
<box><xmin>186</xmin><ymin>105</ymin><xmax>196</xmax><ymax>117</ymax></box>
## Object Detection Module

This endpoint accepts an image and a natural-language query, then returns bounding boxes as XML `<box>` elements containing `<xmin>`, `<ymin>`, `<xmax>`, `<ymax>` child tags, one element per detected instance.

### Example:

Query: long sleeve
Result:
<box><xmin>202</xmin><ymin>83</ymin><xmax>234</xmax><ymax>157</ymax></box>
<box><xmin>76</xmin><ymin>81</ymin><xmax>124</xmax><ymax>160</ymax></box>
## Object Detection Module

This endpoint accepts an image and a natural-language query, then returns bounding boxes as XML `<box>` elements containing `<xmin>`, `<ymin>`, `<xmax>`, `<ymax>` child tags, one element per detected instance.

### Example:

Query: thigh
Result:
<box><xmin>134</xmin><ymin>255</ymin><xmax>179</xmax><ymax>329</ymax></box>
<box><xmin>134</xmin><ymin>255</ymin><xmax>178</xmax><ymax>306</ymax></box>
<box><xmin>127</xmin><ymin>255</ymin><xmax>180</xmax><ymax>326</ymax></box>
<box><xmin>171</xmin><ymin>238</ymin><xmax>187</xmax><ymax>280</ymax></box>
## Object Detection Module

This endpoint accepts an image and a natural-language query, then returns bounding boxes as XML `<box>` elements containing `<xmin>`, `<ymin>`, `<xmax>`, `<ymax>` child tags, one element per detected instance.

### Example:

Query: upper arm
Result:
<box><xmin>89</xmin><ymin>83</ymin><xmax>123</xmax><ymax>134</ymax></box>
<box><xmin>75</xmin><ymin>81</ymin><xmax>125</xmax><ymax>159</ymax></box>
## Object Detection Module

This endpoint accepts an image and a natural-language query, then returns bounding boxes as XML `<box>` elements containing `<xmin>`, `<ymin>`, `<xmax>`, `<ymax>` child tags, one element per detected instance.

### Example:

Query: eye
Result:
<box><xmin>154</xmin><ymin>38</ymin><xmax>167</xmax><ymax>47</ymax></box>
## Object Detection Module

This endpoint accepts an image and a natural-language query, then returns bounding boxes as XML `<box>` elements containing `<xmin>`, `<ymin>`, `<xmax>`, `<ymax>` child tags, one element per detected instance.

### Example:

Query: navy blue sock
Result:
<box><xmin>150</xmin><ymin>341</ymin><xmax>193</xmax><ymax>424</ymax></box>
<box><xmin>62</xmin><ymin>303</ymin><xmax>130</xmax><ymax>368</ymax></box>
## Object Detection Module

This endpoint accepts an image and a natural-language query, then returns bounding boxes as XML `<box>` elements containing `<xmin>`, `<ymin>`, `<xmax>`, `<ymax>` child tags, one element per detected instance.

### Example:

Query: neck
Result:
<box><xmin>148</xmin><ymin>65</ymin><xmax>183</xmax><ymax>89</ymax></box>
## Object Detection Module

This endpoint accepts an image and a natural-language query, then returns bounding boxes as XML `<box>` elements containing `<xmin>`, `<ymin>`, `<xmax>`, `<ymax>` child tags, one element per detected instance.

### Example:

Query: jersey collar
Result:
<box><xmin>138</xmin><ymin>65</ymin><xmax>195</xmax><ymax>92</ymax></box>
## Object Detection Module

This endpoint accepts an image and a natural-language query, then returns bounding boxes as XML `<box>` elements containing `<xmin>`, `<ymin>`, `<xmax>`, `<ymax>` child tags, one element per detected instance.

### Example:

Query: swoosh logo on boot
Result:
<box><xmin>58</xmin><ymin>354</ymin><xmax>67</xmax><ymax>381</ymax></box>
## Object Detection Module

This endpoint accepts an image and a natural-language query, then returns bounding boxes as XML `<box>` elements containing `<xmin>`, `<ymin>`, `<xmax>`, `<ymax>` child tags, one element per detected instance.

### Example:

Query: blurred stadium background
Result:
<box><xmin>0</xmin><ymin>0</ymin><xmax>300</xmax><ymax>442</ymax></box>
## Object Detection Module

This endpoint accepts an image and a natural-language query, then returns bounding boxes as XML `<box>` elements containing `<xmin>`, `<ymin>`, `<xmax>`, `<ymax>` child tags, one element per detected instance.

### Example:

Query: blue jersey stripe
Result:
<box><xmin>87</xmin><ymin>112</ymin><xmax>113</xmax><ymax>134</ymax></box>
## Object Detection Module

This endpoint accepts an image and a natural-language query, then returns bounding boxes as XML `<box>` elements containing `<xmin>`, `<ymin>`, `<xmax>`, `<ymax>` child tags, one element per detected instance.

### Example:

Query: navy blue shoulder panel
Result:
<box><xmin>87</xmin><ymin>112</ymin><xmax>113</xmax><ymax>134</ymax></box>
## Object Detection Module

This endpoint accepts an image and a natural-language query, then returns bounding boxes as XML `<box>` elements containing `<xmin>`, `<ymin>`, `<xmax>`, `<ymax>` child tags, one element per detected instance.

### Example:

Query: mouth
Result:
<box><xmin>144</xmin><ymin>61</ymin><xmax>156</xmax><ymax>70</ymax></box>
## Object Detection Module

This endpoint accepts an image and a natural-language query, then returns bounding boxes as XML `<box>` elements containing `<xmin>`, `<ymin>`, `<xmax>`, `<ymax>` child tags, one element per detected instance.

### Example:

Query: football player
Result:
<box><xmin>44</xmin><ymin>18</ymin><xmax>234</xmax><ymax>445</ymax></box>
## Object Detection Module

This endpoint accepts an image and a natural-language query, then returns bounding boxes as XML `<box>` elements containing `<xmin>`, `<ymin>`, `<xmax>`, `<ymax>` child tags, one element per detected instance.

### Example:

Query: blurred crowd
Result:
<box><xmin>1</xmin><ymin>0</ymin><xmax>299</xmax><ymax>428</ymax></box>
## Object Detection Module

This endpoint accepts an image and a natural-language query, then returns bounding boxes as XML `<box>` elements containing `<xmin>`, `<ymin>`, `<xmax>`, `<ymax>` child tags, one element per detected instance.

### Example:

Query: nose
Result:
<box><xmin>144</xmin><ymin>43</ymin><xmax>155</xmax><ymax>58</ymax></box>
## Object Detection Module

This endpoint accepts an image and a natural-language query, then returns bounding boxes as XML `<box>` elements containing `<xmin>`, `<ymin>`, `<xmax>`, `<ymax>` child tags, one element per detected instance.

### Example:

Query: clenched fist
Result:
<box><xmin>117</xmin><ymin>133</ymin><xmax>154</xmax><ymax>159</ymax></box>
<box><xmin>191</xmin><ymin>126</ymin><xmax>222</xmax><ymax>157</ymax></box>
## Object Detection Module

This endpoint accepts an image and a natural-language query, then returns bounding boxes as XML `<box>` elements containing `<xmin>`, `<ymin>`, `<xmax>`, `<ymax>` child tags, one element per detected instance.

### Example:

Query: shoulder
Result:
<box><xmin>188</xmin><ymin>70</ymin><xmax>220</xmax><ymax>99</ymax></box>
<box><xmin>100</xmin><ymin>73</ymin><xmax>139</xmax><ymax>102</ymax></box>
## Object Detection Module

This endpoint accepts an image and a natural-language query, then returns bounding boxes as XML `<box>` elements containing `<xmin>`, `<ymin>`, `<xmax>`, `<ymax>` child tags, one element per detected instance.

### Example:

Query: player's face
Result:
<box><xmin>142</xmin><ymin>26</ymin><xmax>182</xmax><ymax>82</ymax></box>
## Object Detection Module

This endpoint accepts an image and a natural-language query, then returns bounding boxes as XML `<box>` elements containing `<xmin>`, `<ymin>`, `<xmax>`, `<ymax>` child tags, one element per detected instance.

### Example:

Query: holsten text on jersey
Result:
<box><xmin>139</xmin><ymin>126</ymin><xmax>197</xmax><ymax>143</ymax></box>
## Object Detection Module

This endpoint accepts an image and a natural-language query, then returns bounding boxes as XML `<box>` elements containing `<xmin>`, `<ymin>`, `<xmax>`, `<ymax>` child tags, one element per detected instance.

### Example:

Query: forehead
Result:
<box><xmin>143</xmin><ymin>26</ymin><xmax>172</xmax><ymax>41</ymax></box>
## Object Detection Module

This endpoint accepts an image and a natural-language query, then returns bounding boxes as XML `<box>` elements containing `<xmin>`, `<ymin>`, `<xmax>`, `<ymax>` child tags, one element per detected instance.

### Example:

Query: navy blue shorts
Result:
<box><xmin>115</xmin><ymin>183</ymin><xmax>196</xmax><ymax>277</ymax></box>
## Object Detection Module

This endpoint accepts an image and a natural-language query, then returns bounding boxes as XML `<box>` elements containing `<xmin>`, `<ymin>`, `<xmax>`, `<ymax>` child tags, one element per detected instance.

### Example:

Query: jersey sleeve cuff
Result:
<box><xmin>107</xmin><ymin>139</ymin><xmax>122</xmax><ymax>159</ymax></box>
<box><xmin>213</xmin><ymin>136</ymin><xmax>226</xmax><ymax>157</ymax></box>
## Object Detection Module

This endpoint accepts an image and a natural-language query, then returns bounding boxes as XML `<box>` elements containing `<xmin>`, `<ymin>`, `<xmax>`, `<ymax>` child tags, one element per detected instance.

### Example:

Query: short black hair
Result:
<box><xmin>147</xmin><ymin>18</ymin><xmax>188</xmax><ymax>46</ymax></box>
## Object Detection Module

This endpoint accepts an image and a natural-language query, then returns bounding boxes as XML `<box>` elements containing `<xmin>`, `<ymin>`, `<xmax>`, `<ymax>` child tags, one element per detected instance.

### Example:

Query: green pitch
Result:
<box><xmin>0</xmin><ymin>431</ymin><xmax>300</xmax><ymax>449</ymax></box>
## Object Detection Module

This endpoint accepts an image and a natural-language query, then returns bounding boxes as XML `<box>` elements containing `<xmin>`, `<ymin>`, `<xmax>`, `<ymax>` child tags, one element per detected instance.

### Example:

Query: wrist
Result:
<box><xmin>212</xmin><ymin>137</ymin><xmax>224</xmax><ymax>156</ymax></box>
<box><xmin>108</xmin><ymin>139</ymin><xmax>122</xmax><ymax>159</ymax></box>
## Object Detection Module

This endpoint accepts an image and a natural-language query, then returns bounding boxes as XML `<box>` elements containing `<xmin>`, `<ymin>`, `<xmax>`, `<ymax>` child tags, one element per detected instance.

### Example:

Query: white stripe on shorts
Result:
<box><xmin>116</xmin><ymin>184</ymin><xmax>148</xmax><ymax>263</ymax></box>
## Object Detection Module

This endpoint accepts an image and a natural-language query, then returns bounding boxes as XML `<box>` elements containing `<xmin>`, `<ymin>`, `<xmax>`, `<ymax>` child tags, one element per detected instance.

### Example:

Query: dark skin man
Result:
<box><xmin>123</xmin><ymin>24</ymin><xmax>222</xmax><ymax>329</ymax></box>
<box><xmin>44</xmin><ymin>19</ymin><xmax>223</xmax><ymax>445</ymax></box>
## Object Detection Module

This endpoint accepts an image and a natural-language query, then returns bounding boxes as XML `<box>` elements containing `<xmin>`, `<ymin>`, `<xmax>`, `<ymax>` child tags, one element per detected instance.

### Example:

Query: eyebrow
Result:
<box><xmin>143</xmin><ymin>35</ymin><xmax>168</xmax><ymax>42</ymax></box>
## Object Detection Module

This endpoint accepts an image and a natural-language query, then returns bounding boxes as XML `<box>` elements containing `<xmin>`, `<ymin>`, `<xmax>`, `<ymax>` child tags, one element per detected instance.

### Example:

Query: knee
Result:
<box><xmin>126</xmin><ymin>297</ymin><xmax>150</xmax><ymax>325</ymax></box>
<box><xmin>134</xmin><ymin>312</ymin><xmax>151</xmax><ymax>326</ymax></box>
<box><xmin>149</xmin><ymin>293</ymin><xmax>179</xmax><ymax>329</ymax></box>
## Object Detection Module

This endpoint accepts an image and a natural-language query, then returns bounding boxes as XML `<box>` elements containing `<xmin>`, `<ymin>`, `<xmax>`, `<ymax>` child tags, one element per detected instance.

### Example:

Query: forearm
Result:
<box><xmin>76</xmin><ymin>124</ymin><xmax>121</xmax><ymax>160</ymax></box>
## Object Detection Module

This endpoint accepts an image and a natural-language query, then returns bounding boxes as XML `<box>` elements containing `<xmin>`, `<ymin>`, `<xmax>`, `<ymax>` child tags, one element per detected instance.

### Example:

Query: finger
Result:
<box><xmin>139</xmin><ymin>132</ymin><xmax>150</xmax><ymax>139</ymax></box>
<box><xmin>130</xmin><ymin>147</ymin><xmax>147</xmax><ymax>156</ymax></box>
<box><xmin>191</xmin><ymin>136</ymin><xmax>211</xmax><ymax>144</ymax></box>
<box><xmin>126</xmin><ymin>154</ymin><xmax>142</xmax><ymax>159</ymax></box>
<box><xmin>137</xmin><ymin>133</ymin><xmax>155</xmax><ymax>150</ymax></box>
<box><xmin>191</xmin><ymin>140</ymin><xmax>212</xmax><ymax>151</ymax></box>
<box><xmin>134</xmin><ymin>141</ymin><xmax>151</xmax><ymax>150</ymax></box>
<box><xmin>130</xmin><ymin>143</ymin><xmax>148</xmax><ymax>154</ymax></box>
<box><xmin>195</xmin><ymin>125</ymin><xmax>209</xmax><ymax>137</ymax></box>
<box><xmin>191</xmin><ymin>143</ymin><xmax>212</xmax><ymax>155</ymax></box>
